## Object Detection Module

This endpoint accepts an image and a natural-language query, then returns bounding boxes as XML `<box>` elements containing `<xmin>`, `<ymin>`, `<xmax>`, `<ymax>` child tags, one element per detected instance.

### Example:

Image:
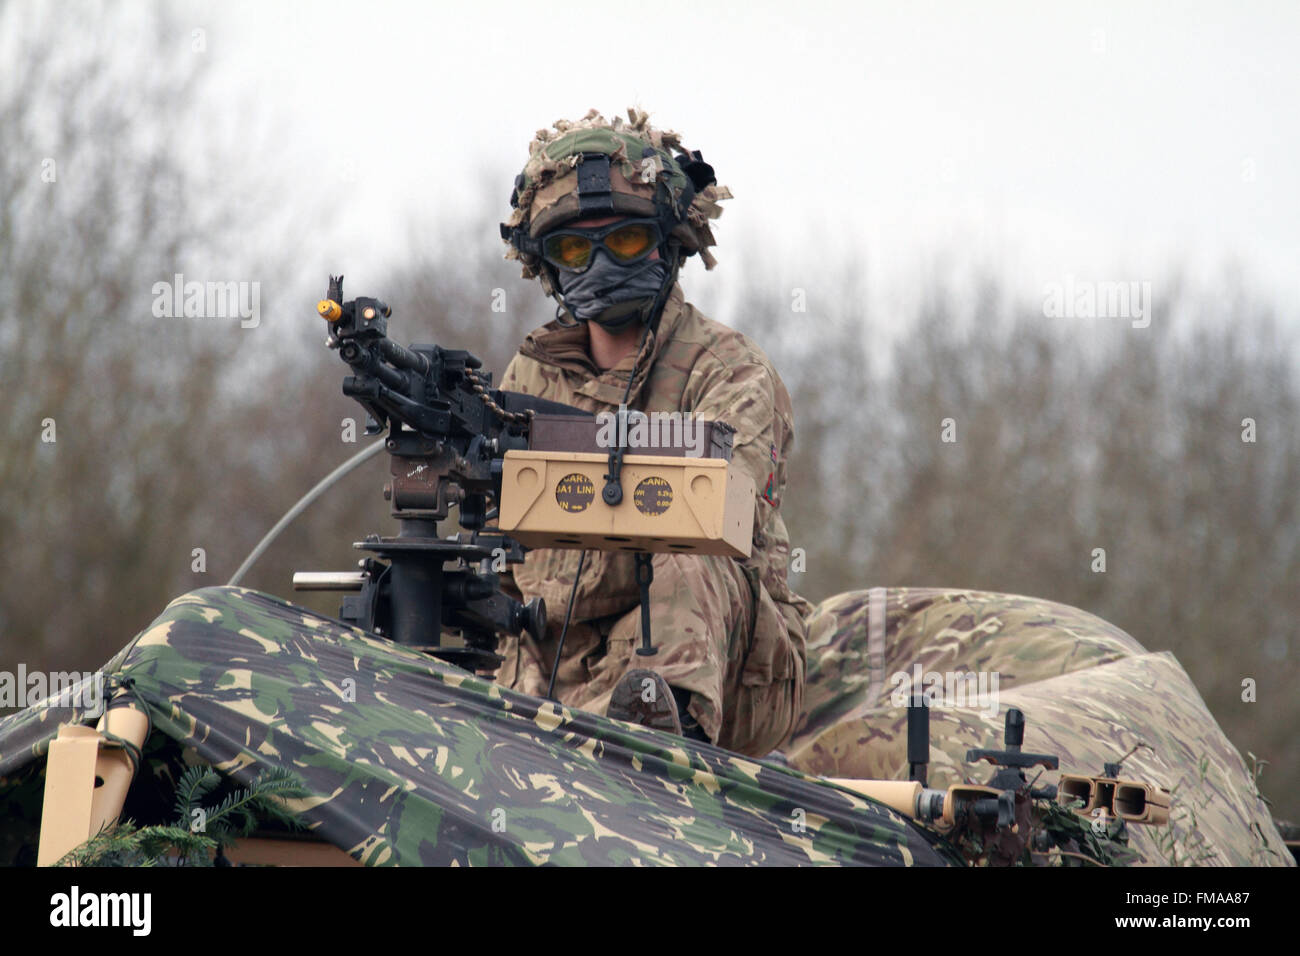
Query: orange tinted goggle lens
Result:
<box><xmin>603</xmin><ymin>223</ymin><xmax>656</xmax><ymax>260</ymax></box>
<box><xmin>543</xmin><ymin>222</ymin><xmax>658</xmax><ymax>271</ymax></box>
<box><xmin>545</xmin><ymin>233</ymin><xmax>593</xmax><ymax>270</ymax></box>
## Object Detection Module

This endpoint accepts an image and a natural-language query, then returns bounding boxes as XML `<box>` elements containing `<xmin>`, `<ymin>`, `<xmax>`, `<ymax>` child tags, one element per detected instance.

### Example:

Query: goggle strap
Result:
<box><xmin>501</xmin><ymin>222</ymin><xmax>543</xmax><ymax>257</ymax></box>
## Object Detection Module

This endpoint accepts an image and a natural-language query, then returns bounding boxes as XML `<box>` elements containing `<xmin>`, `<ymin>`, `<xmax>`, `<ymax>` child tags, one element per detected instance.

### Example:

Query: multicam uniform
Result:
<box><xmin>495</xmin><ymin>284</ymin><xmax>811</xmax><ymax>757</ymax></box>
<box><xmin>494</xmin><ymin>109</ymin><xmax>810</xmax><ymax>755</ymax></box>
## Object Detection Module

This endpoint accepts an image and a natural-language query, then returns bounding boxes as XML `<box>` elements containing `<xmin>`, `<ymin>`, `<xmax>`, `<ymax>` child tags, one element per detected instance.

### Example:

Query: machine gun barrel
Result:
<box><xmin>338</xmin><ymin>339</ymin><xmax>413</xmax><ymax>396</ymax></box>
<box><xmin>309</xmin><ymin>273</ymin><xmax>566</xmax><ymax>670</ymax></box>
<box><xmin>375</xmin><ymin>335</ymin><xmax>433</xmax><ymax>376</ymax></box>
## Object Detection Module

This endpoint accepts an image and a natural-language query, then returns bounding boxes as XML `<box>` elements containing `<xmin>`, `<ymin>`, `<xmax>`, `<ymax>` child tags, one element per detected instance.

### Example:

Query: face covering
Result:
<box><xmin>557</xmin><ymin>248</ymin><xmax>670</xmax><ymax>329</ymax></box>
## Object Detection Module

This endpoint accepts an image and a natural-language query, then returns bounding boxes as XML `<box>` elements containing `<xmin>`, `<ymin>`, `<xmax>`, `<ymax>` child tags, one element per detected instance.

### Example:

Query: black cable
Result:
<box><xmin>546</xmin><ymin>303</ymin><xmax>658</xmax><ymax>700</ymax></box>
<box><xmin>546</xmin><ymin>549</ymin><xmax>587</xmax><ymax>701</ymax></box>
<box><xmin>620</xmin><ymin>318</ymin><xmax>652</xmax><ymax>402</ymax></box>
<box><xmin>543</xmin><ymin>244</ymin><xmax>681</xmax><ymax>699</ymax></box>
<box><xmin>602</xmin><ymin>317</ymin><xmax>656</xmax><ymax>505</ymax></box>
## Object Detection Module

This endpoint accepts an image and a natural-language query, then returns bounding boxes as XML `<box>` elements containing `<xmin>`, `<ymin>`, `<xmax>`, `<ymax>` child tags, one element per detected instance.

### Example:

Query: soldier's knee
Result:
<box><xmin>719</xmin><ymin>674</ymin><xmax>801</xmax><ymax>756</ymax></box>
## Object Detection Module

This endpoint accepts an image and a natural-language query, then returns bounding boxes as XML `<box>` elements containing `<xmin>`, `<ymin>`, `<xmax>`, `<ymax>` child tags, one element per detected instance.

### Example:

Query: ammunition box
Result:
<box><xmin>498</xmin><ymin>450</ymin><xmax>754</xmax><ymax>558</ymax></box>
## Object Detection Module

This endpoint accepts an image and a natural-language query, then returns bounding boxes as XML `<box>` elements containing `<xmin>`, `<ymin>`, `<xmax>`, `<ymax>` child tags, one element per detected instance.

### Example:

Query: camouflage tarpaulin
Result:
<box><xmin>786</xmin><ymin>588</ymin><xmax>1294</xmax><ymax>867</ymax></box>
<box><xmin>0</xmin><ymin>587</ymin><xmax>954</xmax><ymax>866</ymax></box>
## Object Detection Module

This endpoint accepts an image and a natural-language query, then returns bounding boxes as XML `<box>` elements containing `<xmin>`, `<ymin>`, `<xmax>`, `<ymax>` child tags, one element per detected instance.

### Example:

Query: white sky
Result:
<box><xmin>183</xmin><ymin>0</ymin><xmax>1299</xmax><ymax>322</ymax></box>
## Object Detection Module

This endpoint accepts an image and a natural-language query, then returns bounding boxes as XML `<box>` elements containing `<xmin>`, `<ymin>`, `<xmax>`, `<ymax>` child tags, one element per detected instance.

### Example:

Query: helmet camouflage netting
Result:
<box><xmin>500</xmin><ymin>108</ymin><xmax>732</xmax><ymax>295</ymax></box>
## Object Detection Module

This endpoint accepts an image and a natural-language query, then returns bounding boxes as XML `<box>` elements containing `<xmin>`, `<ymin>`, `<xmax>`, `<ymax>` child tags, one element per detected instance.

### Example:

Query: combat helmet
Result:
<box><xmin>500</xmin><ymin>108</ymin><xmax>731</xmax><ymax>326</ymax></box>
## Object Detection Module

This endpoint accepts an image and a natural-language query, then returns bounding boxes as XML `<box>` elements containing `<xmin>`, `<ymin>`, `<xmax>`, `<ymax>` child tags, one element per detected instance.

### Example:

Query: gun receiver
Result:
<box><xmin>318</xmin><ymin>274</ymin><xmax>585</xmax><ymax>523</ymax></box>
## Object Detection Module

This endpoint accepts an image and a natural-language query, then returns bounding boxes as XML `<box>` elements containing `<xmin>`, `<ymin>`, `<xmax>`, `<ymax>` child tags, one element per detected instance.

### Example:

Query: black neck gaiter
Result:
<box><xmin>557</xmin><ymin>249</ymin><xmax>670</xmax><ymax>329</ymax></box>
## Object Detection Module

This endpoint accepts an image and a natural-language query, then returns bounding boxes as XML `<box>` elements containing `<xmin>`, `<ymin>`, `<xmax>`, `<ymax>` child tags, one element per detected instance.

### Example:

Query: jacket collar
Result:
<box><xmin>516</xmin><ymin>284</ymin><xmax>688</xmax><ymax>407</ymax></box>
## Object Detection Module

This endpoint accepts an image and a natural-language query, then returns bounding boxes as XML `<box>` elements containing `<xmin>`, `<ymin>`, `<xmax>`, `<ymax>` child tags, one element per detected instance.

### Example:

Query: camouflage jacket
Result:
<box><xmin>498</xmin><ymin>284</ymin><xmax>812</xmax><ymax>671</ymax></box>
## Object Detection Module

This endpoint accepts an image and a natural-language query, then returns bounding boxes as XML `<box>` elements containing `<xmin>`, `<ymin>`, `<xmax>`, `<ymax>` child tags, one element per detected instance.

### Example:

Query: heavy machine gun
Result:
<box><xmin>296</xmin><ymin>275</ymin><xmax>588</xmax><ymax>671</ymax></box>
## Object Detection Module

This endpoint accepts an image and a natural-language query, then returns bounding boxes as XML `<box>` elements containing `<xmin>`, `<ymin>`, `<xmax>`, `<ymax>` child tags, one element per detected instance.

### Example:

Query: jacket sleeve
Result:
<box><xmin>499</xmin><ymin>355</ymin><xmax>522</xmax><ymax>391</ymax></box>
<box><xmin>685</xmin><ymin>358</ymin><xmax>792</xmax><ymax>554</ymax></box>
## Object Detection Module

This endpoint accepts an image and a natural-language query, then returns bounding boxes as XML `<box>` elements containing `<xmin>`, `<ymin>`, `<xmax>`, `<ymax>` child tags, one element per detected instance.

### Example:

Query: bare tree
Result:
<box><xmin>0</xmin><ymin>3</ymin><xmax>308</xmax><ymax>669</ymax></box>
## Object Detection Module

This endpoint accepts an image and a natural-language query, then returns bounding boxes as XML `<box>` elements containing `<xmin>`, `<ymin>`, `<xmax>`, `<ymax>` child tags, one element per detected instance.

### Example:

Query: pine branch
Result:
<box><xmin>173</xmin><ymin>765</ymin><xmax>221</xmax><ymax>823</ymax></box>
<box><xmin>56</xmin><ymin>765</ymin><xmax>311</xmax><ymax>867</ymax></box>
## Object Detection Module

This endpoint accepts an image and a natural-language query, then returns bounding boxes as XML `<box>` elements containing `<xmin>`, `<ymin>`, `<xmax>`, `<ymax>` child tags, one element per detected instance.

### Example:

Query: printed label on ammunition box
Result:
<box><xmin>634</xmin><ymin>476</ymin><xmax>673</xmax><ymax>516</ymax></box>
<box><xmin>555</xmin><ymin>473</ymin><xmax>595</xmax><ymax>512</ymax></box>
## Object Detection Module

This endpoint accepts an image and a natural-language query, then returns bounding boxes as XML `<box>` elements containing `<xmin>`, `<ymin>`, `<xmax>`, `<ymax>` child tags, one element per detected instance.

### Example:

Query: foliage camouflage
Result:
<box><xmin>784</xmin><ymin>587</ymin><xmax>1293</xmax><ymax>866</ymax></box>
<box><xmin>0</xmin><ymin>586</ymin><xmax>956</xmax><ymax>867</ymax></box>
<box><xmin>502</xmin><ymin>107</ymin><xmax>732</xmax><ymax>291</ymax></box>
<box><xmin>54</xmin><ymin>765</ymin><xmax>307</xmax><ymax>867</ymax></box>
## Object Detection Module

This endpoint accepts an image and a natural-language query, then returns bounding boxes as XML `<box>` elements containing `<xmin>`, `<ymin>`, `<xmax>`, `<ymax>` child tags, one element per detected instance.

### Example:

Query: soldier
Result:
<box><xmin>497</xmin><ymin>108</ymin><xmax>810</xmax><ymax>757</ymax></box>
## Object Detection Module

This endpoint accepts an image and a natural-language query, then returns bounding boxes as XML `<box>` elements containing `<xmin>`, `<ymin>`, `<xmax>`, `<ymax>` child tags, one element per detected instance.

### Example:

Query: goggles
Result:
<box><xmin>541</xmin><ymin>218</ymin><xmax>663</xmax><ymax>274</ymax></box>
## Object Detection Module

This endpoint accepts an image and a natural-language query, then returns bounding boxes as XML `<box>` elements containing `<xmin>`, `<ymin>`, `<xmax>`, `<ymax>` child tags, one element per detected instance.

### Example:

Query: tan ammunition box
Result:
<box><xmin>498</xmin><ymin>450</ymin><xmax>755</xmax><ymax>558</ymax></box>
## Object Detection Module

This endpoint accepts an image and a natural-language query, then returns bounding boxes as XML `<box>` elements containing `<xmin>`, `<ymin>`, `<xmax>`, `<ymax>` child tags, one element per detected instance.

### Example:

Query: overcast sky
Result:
<box><xmin>124</xmin><ymin>0</ymin><xmax>1300</xmax><ymax>323</ymax></box>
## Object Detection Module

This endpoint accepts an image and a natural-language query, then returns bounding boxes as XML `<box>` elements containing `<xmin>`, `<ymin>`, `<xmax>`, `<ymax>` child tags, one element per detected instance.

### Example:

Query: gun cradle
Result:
<box><xmin>497</xmin><ymin>450</ymin><xmax>755</xmax><ymax>558</ymax></box>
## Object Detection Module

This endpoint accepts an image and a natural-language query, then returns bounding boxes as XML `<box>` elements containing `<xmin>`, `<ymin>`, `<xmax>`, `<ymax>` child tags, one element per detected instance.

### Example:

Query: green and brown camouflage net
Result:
<box><xmin>0</xmin><ymin>587</ymin><xmax>953</xmax><ymax>867</ymax></box>
<box><xmin>4</xmin><ymin>585</ymin><xmax>1290</xmax><ymax>866</ymax></box>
